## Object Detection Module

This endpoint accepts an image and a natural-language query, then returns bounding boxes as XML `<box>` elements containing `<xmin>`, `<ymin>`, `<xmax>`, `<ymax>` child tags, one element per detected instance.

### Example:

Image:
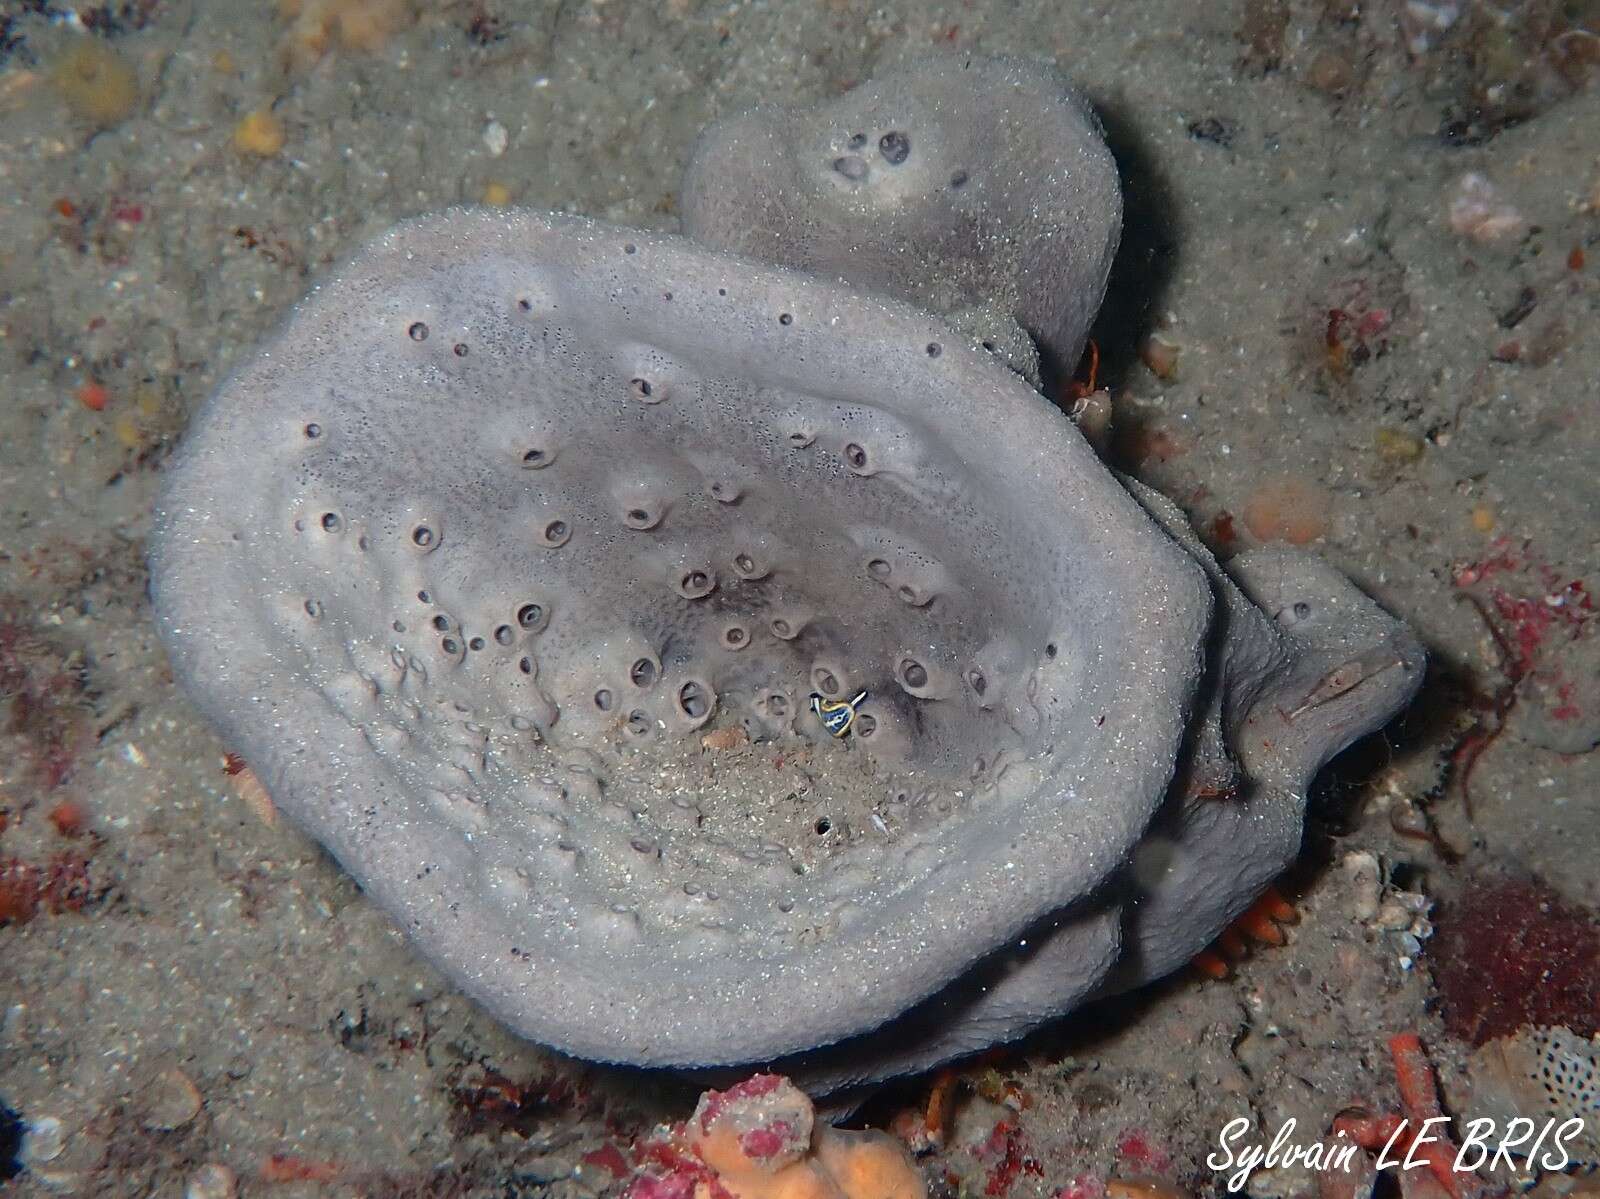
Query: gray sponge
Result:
<box><xmin>150</xmin><ymin>57</ymin><xmax>1422</xmax><ymax>1089</ymax></box>
<box><xmin>152</xmin><ymin>208</ymin><xmax>1212</xmax><ymax>1069</ymax></box>
<box><xmin>682</xmin><ymin>55</ymin><xmax>1121</xmax><ymax>380</ymax></box>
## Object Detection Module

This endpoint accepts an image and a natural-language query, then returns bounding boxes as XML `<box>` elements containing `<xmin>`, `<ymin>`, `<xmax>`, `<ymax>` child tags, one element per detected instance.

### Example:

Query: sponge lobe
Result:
<box><xmin>682</xmin><ymin>55</ymin><xmax>1122</xmax><ymax>378</ymax></box>
<box><xmin>150</xmin><ymin>208</ymin><xmax>1208</xmax><ymax>1068</ymax></box>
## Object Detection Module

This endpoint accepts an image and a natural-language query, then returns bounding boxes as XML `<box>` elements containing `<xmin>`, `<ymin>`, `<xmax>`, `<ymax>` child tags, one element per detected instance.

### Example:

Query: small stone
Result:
<box><xmin>20</xmin><ymin>1115</ymin><xmax>65</xmax><ymax>1165</ymax></box>
<box><xmin>143</xmin><ymin>1066</ymin><xmax>203</xmax><ymax>1130</ymax></box>
<box><xmin>701</xmin><ymin>727</ymin><xmax>748</xmax><ymax>752</ymax></box>
<box><xmin>187</xmin><ymin>1163</ymin><xmax>237</xmax><ymax>1199</ymax></box>
<box><xmin>1343</xmin><ymin>851</ymin><xmax>1381</xmax><ymax>923</ymax></box>
<box><xmin>1388</xmin><ymin>799</ymin><xmax>1430</xmax><ymax>839</ymax></box>
<box><xmin>1107</xmin><ymin>1179</ymin><xmax>1190</xmax><ymax>1199</ymax></box>
<box><xmin>1374</xmin><ymin>427</ymin><xmax>1424</xmax><ymax>464</ymax></box>
<box><xmin>1067</xmin><ymin>387</ymin><xmax>1112</xmax><ymax>455</ymax></box>
<box><xmin>1400</xmin><ymin>0</ymin><xmax>1463</xmax><ymax>55</ymax></box>
<box><xmin>483</xmin><ymin>119</ymin><xmax>508</xmax><ymax>157</ymax></box>
<box><xmin>1306</xmin><ymin>50</ymin><xmax>1353</xmax><ymax>94</ymax></box>
<box><xmin>1139</xmin><ymin>334</ymin><xmax>1181</xmax><ymax>381</ymax></box>
<box><xmin>1448</xmin><ymin>173</ymin><xmax>1525</xmax><ymax>243</ymax></box>
<box><xmin>233</xmin><ymin>109</ymin><xmax>286</xmax><ymax>157</ymax></box>
<box><xmin>1186</xmin><ymin>117</ymin><xmax>1234</xmax><ymax>147</ymax></box>
<box><xmin>1374</xmin><ymin>899</ymin><xmax>1412</xmax><ymax>931</ymax></box>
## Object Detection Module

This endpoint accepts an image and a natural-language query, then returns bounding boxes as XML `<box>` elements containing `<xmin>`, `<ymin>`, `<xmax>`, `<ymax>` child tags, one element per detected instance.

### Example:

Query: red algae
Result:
<box><xmin>1428</xmin><ymin>876</ymin><xmax>1600</xmax><ymax>1045</ymax></box>
<box><xmin>976</xmin><ymin>1119</ymin><xmax>1042</xmax><ymax>1197</ymax></box>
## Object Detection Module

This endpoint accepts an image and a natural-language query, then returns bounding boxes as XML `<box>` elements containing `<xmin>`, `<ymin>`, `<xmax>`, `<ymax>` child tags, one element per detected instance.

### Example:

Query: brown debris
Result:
<box><xmin>701</xmin><ymin>726</ymin><xmax>749</xmax><ymax>752</ymax></box>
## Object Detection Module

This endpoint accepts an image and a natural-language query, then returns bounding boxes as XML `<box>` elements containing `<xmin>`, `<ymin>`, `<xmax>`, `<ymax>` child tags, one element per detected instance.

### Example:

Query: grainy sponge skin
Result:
<box><xmin>682</xmin><ymin>55</ymin><xmax>1121</xmax><ymax>379</ymax></box>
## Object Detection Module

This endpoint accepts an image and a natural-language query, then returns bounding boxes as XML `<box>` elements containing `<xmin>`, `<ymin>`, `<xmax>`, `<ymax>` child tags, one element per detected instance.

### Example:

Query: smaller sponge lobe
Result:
<box><xmin>683</xmin><ymin>54</ymin><xmax>1122</xmax><ymax>379</ymax></box>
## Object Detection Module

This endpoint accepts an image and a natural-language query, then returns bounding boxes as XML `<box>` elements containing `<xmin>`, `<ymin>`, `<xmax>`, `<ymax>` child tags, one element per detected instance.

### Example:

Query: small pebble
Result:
<box><xmin>21</xmin><ymin>1115</ymin><xmax>65</xmax><ymax>1165</ymax></box>
<box><xmin>1107</xmin><ymin>1178</ymin><xmax>1189</xmax><ymax>1199</ymax></box>
<box><xmin>1139</xmin><ymin>334</ymin><xmax>1181</xmax><ymax>381</ymax></box>
<box><xmin>1388</xmin><ymin>798</ymin><xmax>1430</xmax><ymax>838</ymax></box>
<box><xmin>1375</xmin><ymin>427</ymin><xmax>1424</xmax><ymax>464</ymax></box>
<box><xmin>1343</xmin><ymin>850</ymin><xmax>1381</xmax><ymax>923</ymax></box>
<box><xmin>701</xmin><ymin>727</ymin><xmax>748</xmax><ymax>752</ymax></box>
<box><xmin>1448</xmin><ymin>172</ymin><xmax>1525</xmax><ymax>243</ymax></box>
<box><xmin>1306</xmin><ymin>49</ymin><xmax>1353</xmax><ymax>93</ymax></box>
<box><xmin>143</xmin><ymin>1066</ymin><xmax>203</xmax><ymax>1130</ymax></box>
<box><xmin>186</xmin><ymin>1163</ymin><xmax>237</xmax><ymax>1199</ymax></box>
<box><xmin>1374</xmin><ymin>899</ymin><xmax>1413</xmax><ymax>931</ymax></box>
<box><xmin>233</xmin><ymin>109</ymin><xmax>285</xmax><ymax>157</ymax></box>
